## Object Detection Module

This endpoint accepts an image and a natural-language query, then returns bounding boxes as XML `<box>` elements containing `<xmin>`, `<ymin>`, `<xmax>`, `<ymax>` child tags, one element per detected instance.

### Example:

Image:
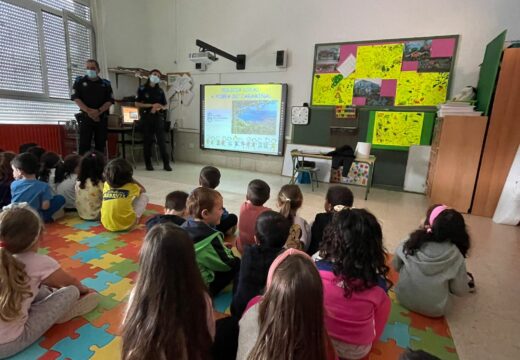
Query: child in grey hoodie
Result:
<box><xmin>393</xmin><ymin>204</ymin><xmax>473</xmax><ymax>317</ymax></box>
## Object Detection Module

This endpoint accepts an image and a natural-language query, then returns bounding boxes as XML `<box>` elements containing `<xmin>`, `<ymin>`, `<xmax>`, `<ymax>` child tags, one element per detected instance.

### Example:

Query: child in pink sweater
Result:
<box><xmin>316</xmin><ymin>208</ymin><xmax>391</xmax><ymax>360</ymax></box>
<box><xmin>237</xmin><ymin>179</ymin><xmax>271</xmax><ymax>254</ymax></box>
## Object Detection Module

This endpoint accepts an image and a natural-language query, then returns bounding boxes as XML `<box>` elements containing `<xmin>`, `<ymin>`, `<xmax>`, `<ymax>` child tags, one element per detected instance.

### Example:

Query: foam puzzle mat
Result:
<box><xmin>10</xmin><ymin>204</ymin><xmax>458</xmax><ymax>359</ymax></box>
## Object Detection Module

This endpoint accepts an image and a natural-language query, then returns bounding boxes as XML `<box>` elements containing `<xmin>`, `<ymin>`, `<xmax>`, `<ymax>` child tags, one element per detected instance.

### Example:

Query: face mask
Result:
<box><xmin>149</xmin><ymin>75</ymin><xmax>160</xmax><ymax>84</ymax></box>
<box><xmin>86</xmin><ymin>69</ymin><xmax>97</xmax><ymax>78</ymax></box>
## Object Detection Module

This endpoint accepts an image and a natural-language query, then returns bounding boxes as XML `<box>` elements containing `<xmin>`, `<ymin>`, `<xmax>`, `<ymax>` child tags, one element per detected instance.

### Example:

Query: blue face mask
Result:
<box><xmin>86</xmin><ymin>69</ymin><xmax>97</xmax><ymax>79</ymax></box>
<box><xmin>149</xmin><ymin>75</ymin><xmax>160</xmax><ymax>84</ymax></box>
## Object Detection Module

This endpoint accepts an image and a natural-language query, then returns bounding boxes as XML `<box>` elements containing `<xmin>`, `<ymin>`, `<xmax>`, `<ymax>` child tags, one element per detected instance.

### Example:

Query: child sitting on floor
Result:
<box><xmin>54</xmin><ymin>154</ymin><xmax>81</xmax><ymax>211</ymax></box>
<box><xmin>182</xmin><ymin>187</ymin><xmax>240</xmax><ymax>296</ymax></box>
<box><xmin>277</xmin><ymin>184</ymin><xmax>311</xmax><ymax>251</ymax></box>
<box><xmin>146</xmin><ymin>190</ymin><xmax>189</xmax><ymax>231</ymax></box>
<box><xmin>38</xmin><ymin>151</ymin><xmax>62</xmax><ymax>185</ymax></box>
<box><xmin>75</xmin><ymin>151</ymin><xmax>105</xmax><ymax>221</ymax></box>
<box><xmin>393</xmin><ymin>204</ymin><xmax>473</xmax><ymax>317</ymax></box>
<box><xmin>237</xmin><ymin>249</ymin><xmax>337</xmax><ymax>360</ymax></box>
<box><xmin>236</xmin><ymin>179</ymin><xmax>271</xmax><ymax>254</ymax></box>
<box><xmin>0</xmin><ymin>204</ymin><xmax>98</xmax><ymax>358</ymax></box>
<box><xmin>122</xmin><ymin>223</ymin><xmax>214</xmax><ymax>360</ymax></box>
<box><xmin>0</xmin><ymin>152</ymin><xmax>16</xmax><ymax>208</ymax></box>
<box><xmin>10</xmin><ymin>153</ymin><xmax>65</xmax><ymax>222</ymax></box>
<box><xmin>199</xmin><ymin>166</ymin><xmax>238</xmax><ymax>235</ymax></box>
<box><xmin>101</xmin><ymin>158</ymin><xmax>149</xmax><ymax>231</ymax></box>
<box><xmin>317</xmin><ymin>208</ymin><xmax>392</xmax><ymax>360</ymax></box>
<box><xmin>231</xmin><ymin>211</ymin><xmax>290</xmax><ymax>318</ymax></box>
<box><xmin>308</xmin><ymin>185</ymin><xmax>353</xmax><ymax>256</ymax></box>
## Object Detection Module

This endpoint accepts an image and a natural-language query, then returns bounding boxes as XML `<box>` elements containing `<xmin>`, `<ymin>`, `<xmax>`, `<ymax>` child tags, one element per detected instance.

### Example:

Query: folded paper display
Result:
<box><xmin>355</xmin><ymin>142</ymin><xmax>371</xmax><ymax>159</ymax></box>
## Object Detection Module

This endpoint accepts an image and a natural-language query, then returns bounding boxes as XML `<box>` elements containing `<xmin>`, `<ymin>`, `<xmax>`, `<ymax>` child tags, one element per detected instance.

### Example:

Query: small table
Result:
<box><xmin>290</xmin><ymin>150</ymin><xmax>376</xmax><ymax>200</ymax></box>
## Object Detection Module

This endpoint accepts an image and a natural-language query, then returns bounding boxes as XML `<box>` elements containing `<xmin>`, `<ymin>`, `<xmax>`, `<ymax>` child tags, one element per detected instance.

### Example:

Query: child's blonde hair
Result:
<box><xmin>277</xmin><ymin>184</ymin><xmax>303</xmax><ymax>222</ymax></box>
<box><xmin>0</xmin><ymin>205</ymin><xmax>43</xmax><ymax>321</ymax></box>
<box><xmin>187</xmin><ymin>187</ymin><xmax>222</xmax><ymax>219</ymax></box>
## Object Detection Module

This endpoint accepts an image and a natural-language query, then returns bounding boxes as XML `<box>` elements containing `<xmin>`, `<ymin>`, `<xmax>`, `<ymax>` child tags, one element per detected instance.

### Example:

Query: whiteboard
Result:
<box><xmin>281</xmin><ymin>144</ymin><xmax>336</xmax><ymax>183</ymax></box>
<box><xmin>404</xmin><ymin>145</ymin><xmax>431</xmax><ymax>193</ymax></box>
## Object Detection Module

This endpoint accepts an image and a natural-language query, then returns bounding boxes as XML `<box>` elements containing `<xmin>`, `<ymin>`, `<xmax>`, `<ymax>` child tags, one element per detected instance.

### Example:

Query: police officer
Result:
<box><xmin>135</xmin><ymin>69</ymin><xmax>172</xmax><ymax>171</ymax></box>
<box><xmin>71</xmin><ymin>59</ymin><xmax>114</xmax><ymax>155</ymax></box>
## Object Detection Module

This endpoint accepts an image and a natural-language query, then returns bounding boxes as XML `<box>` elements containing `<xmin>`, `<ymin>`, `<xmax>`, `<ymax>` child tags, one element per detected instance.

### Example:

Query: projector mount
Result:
<box><xmin>196</xmin><ymin>39</ymin><xmax>246</xmax><ymax>70</ymax></box>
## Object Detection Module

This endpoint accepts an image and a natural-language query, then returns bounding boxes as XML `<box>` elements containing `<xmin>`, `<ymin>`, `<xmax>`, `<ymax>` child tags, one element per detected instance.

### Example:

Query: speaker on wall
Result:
<box><xmin>276</xmin><ymin>50</ymin><xmax>287</xmax><ymax>68</ymax></box>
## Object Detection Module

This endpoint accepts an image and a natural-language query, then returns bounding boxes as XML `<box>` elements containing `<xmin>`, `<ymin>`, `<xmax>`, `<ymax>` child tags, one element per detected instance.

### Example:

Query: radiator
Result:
<box><xmin>0</xmin><ymin>124</ymin><xmax>65</xmax><ymax>154</ymax></box>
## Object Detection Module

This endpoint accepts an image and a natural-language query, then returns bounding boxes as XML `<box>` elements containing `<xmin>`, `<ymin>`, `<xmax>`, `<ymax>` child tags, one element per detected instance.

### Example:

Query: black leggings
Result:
<box><xmin>141</xmin><ymin>112</ymin><xmax>169</xmax><ymax>166</ymax></box>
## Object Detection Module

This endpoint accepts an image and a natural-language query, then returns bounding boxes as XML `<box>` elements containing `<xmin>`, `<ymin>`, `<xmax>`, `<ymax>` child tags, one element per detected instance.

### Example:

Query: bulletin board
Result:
<box><xmin>311</xmin><ymin>35</ymin><xmax>458</xmax><ymax>107</ymax></box>
<box><xmin>366</xmin><ymin>111</ymin><xmax>435</xmax><ymax>151</ymax></box>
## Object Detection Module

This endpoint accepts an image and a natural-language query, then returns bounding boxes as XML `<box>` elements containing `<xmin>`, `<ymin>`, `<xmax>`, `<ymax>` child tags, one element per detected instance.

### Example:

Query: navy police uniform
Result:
<box><xmin>71</xmin><ymin>75</ymin><xmax>114</xmax><ymax>154</ymax></box>
<box><xmin>135</xmin><ymin>84</ymin><xmax>170</xmax><ymax>169</ymax></box>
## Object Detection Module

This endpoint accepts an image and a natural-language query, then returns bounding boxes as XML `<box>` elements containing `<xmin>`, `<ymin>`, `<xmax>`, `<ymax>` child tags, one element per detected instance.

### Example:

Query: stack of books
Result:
<box><xmin>437</xmin><ymin>101</ymin><xmax>482</xmax><ymax>117</ymax></box>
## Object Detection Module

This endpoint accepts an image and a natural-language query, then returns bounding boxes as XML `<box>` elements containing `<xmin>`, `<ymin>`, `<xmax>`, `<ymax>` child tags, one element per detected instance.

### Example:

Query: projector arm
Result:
<box><xmin>196</xmin><ymin>39</ymin><xmax>246</xmax><ymax>70</ymax></box>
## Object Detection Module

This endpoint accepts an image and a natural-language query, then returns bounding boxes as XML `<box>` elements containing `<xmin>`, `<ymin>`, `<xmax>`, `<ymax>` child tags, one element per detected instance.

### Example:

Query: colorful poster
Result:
<box><xmin>355</xmin><ymin>44</ymin><xmax>404</xmax><ymax>79</ymax></box>
<box><xmin>372</xmin><ymin>111</ymin><xmax>424</xmax><ymax>147</ymax></box>
<box><xmin>395</xmin><ymin>71</ymin><xmax>449</xmax><ymax>106</ymax></box>
<box><xmin>311</xmin><ymin>36</ymin><xmax>457</xmax><ymax>107</ymax></box>
<box><xmin>311</xmin><ymin>73</ymin><xmax>355</xmax><ymax>106</ymax></box>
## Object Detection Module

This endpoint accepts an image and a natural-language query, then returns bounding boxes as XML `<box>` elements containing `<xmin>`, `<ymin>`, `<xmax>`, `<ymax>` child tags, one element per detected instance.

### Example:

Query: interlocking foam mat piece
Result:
<box><xmin>10</xmin><ymin>205</ymin><xmax>458</xmax><ymax>359</ymax></box>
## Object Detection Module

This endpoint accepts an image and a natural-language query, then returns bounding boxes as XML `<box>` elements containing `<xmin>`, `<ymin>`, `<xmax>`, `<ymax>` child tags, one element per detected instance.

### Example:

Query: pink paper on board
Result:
<box><xmin>339</xmin><ymin>45</ymin><xmax>358</xmax><ymax>64</ymax></box>
<box><xmin>380</xmin><ymin>79</ymin><xmax>397</xmax><ymax>97</ymax></box>
<box><xmin>430</xmin><ymin>38</ymin><xmax>456</xmax><ymax>58</ymax></box>
<box><xmin>352</xmin><ymin>97</ymin><xmax>367</xmax><ymax>106</ymax></box>
<box><xmin>402</xmin><ymin>61</ymin><xmax>419</xmax><ymax>71</ymax></box>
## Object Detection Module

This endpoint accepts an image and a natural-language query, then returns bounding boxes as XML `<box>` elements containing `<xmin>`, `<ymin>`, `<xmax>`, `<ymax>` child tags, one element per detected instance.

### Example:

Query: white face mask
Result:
<box><xmin>149</xmin><ymin>75</ymin><xmax>160</xmax><ymax>84</ymax></box>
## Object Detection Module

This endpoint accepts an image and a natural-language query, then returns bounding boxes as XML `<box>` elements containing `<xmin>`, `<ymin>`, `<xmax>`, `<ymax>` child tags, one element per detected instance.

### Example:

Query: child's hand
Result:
<box><xmin>78</xmin><ymin>284</ymin><xmax>91</xmax><ymax>295</ymax></box>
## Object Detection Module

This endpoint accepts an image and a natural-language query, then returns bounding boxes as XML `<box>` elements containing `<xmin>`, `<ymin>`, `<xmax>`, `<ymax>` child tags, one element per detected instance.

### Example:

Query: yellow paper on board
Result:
<box><xmin>395</xmin><ymin>72</ymin><xmax>449</xmax><ymax>106</ymax></box>
<box><xmin>373</xmin><ymin>111</ymin><xmax>424</xmax><ymax>147</ymax></box>
<box><xmin>312</xmin><ymin>73</ymin><xmax>355</xmax><ymax>106</ymax></box>
<box><xmin>356</xmin><ymin>44</ymin><xmax>404</xmax><ymax>79</ymax></box>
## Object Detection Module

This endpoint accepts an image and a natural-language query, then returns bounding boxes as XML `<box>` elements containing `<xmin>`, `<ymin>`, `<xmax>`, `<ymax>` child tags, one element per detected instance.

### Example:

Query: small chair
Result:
<box><xmin>290</xmin><ymin>150</ymin><xmax>320</xmax><ymax>191</ymax></box>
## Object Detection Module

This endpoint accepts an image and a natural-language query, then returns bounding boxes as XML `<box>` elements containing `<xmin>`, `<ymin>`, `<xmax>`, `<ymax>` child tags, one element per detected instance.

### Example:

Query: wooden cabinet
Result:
<box><xmin>427</xmin><ymin>116</ymin><xmax>488</xmax><ymax>213</ymax></box>
<box><xmin>472</xmin><ymin>49</ymin><xmax>520</xmax><ymax>217</ymax></box>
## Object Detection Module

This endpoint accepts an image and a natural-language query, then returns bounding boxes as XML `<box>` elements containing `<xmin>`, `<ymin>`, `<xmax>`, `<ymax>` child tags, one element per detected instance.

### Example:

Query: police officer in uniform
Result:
<box><xmin>135</xmin><ymin>69</ymin><xmax>172</xmax><ymax>171</ymax></box>
<box><xmin>71</xmin><ymin>59</ymin><xmax>114</xmax><ymax>155</ymax></box>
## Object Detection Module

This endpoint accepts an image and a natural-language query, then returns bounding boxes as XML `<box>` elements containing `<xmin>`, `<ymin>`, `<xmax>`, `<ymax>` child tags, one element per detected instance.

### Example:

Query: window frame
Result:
<box><xmin>0</xmin><ymin>0</ymin><xmax>95</xmax><ymax>104</ymax></box>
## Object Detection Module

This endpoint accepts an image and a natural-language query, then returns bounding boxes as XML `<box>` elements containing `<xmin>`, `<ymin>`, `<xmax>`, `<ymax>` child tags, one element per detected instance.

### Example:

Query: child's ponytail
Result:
<box><xmin>277</xmin><ymin>185</ymin><xmax>303</xmax><ymax>223</ymax></box>
<box><xmin>0</xmin><ymin>204</ymin><xmax>43</xmax><ymax>321</ymax></box>
<box><xmin>0</xmin><ymin>246</ymin><xmax>32</xmax><ymax>321</ymax></box>
<box><xmin>404</xmin><ymin>204</ymin><xmax>470</xmax><ymax>257</ymax></box>
<box><xmin>278</xmin><ymin>194</ymin><xmax>294</xmax><ymax>222</ymax></box>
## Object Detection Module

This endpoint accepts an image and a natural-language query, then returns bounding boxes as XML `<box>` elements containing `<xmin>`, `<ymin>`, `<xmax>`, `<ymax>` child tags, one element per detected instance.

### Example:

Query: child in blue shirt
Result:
<box><xmin>10</xmin><ymin>153</ymin><xmax>65</xmax><ymax>222</ymax></box>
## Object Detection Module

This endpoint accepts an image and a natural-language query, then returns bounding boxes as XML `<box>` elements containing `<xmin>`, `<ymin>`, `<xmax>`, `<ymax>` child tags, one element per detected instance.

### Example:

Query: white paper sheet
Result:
<box><xmin>337</xmin><ymin>54</ymin><xmax>356</xmax><ymax>77</ymax></box>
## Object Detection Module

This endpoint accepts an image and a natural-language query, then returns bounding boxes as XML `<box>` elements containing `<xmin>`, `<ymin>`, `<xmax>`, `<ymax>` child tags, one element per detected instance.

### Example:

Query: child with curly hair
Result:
<box><xmin>317</xmin><ymin>208</ymin><xmax>392</xmax><ymax>359</ymax></box>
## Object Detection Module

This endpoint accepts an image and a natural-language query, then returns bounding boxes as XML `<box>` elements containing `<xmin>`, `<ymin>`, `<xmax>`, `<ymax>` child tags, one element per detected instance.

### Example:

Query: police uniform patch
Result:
<box><xmin>145</xmin><ymin>93</ymin><xmax>150</xmax><ymax>98</ymax></box>
<box><xmin>82</xmin><ymin>82</ymin><xmax>88</xmax><ymax>87</ymax></box>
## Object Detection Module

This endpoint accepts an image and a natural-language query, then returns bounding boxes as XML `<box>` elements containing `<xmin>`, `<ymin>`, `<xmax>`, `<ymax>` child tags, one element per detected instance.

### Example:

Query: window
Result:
<box><xmin>0</xmin><ymin>0</ymin><xmax>95</xmax><ymax>123</ymax></box>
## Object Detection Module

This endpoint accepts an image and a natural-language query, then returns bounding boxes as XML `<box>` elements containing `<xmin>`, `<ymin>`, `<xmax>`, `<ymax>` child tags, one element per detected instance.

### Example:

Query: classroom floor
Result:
<box><xmin>134</xmin><ymin>161</ymin><xmax>520</xmax><ymax>360</ymax></box>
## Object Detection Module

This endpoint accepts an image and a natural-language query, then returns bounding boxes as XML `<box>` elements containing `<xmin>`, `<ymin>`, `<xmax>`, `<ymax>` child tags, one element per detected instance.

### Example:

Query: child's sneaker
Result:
<box><xmin>57</xmin><ymin>292</ymin><xmax>100</xmax><ymax>324</ymax></box>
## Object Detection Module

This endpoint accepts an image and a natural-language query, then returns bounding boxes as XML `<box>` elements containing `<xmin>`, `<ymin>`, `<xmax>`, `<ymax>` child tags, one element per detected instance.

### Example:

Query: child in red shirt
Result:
<box><xmin>237</xmin><ymin>179</ymin><xmax>271</xmax><ymax>254</ymax></box>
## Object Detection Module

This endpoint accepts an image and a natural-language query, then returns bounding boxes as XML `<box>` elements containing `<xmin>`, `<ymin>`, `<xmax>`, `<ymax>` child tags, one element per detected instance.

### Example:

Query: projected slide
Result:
<box><xmin>201</xmin><ymin>84</ymin><xmax>287</xmax><ymax>156</ymax></box>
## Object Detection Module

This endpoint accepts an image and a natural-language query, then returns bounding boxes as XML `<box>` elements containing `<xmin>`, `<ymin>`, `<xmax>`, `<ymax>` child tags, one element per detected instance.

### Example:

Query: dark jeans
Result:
<box><xmin>209</xmin><ymin>260</ymin><xmax>240</xmax><ymax>297</ymax></box>
<box><xmin>40</xmin><ymin>195</ymin><xmax>65</xmax><ymax>223</ymax></box>
<box><xmin>212</xmin><ymin>316</ymin><xmax>239</xmax><ymax>360</ymax></box>
<box><xmin>78</xmin><ymin>114</ymin><xmax>108</xmax><ymax>155</ymax></box>
<box><xmin>141</xmin><ymin>112</ymin><xmax>170</xmax><ymax>167</ymax></box>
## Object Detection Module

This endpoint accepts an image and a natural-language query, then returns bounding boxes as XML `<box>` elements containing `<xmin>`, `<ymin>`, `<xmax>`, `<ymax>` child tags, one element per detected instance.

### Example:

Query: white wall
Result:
<box><xmin>96</xmin><ymin>0</ymin><xmax>520</xmax><ymax>172</ymax></box>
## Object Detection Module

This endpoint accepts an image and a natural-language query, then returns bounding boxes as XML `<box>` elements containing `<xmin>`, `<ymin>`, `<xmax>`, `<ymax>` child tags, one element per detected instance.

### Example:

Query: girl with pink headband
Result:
<box><xmin>393</xmin><ymin>204</ymin><xmax>473</xmax><ymax>317</ymax></box>
<box><xmin>236</xmin><ymin>249</ymin><xmax>338</xmax><ymax>360</ymax></box>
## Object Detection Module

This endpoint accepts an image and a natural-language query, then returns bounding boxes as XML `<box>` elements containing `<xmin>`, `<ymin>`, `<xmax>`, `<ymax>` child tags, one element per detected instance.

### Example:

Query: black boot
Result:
<box><xmin>163</xmin><ymin>162</ymin><xmax>172</xmax><ymax>171</ymax></box>
<box><xmin>145</xmin><ymin>161</ymin><xmax>154</xmax><ymax>171</ymax></box>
